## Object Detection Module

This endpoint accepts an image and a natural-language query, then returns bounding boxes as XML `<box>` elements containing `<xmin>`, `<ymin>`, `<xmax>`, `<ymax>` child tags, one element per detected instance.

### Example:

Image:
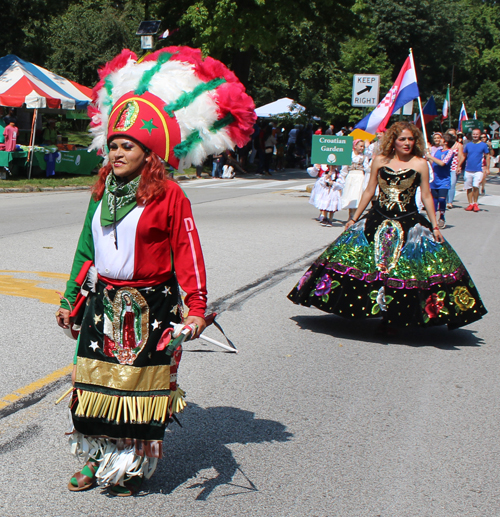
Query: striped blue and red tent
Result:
<box><xmin>0</xmin><ymin>55</ymin><xmax>91</xmax><ymax>110</ymax></box>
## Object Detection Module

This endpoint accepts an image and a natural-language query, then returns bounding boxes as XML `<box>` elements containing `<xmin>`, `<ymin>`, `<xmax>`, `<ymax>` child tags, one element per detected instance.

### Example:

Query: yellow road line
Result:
<box><xmin>0</xmin><ymin>364</ymin><xmax>72</xmax><ymax>411</ymax></box>
<box><xmin>0</xmin><ymin>270</ymin><xmax>69</xmax><ymax>305</ymax></box>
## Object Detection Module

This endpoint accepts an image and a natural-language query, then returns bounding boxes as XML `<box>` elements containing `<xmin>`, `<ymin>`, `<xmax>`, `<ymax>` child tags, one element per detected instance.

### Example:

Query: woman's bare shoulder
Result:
<box><xmin>411</xmin><ymin>156</ymin><xmax>428</xmax><ymax>174</ymax></box>
<box><xmin>372</xmin><ymin>154</ymin><xmax>389</xmax><ymax>168</ymax></box>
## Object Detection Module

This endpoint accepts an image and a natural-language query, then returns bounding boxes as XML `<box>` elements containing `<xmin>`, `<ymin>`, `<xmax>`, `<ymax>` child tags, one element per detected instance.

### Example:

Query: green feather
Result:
<box><xmin>211</xmin><ymin>113</ymin><xmax>234</xmax><ymax>132</ymax></box>
<box><xmin>134</xmin><ymin>52</ymin><xmax>173</xmax><ymax>95</ymax></box>
<box><xmin>164</xmin><ymin>78</ymin><xmax>226</xmax><ymax>117</ymax></box>
<box><xmin>103</xmin><ymin>77</ymin><xmax>114</xmax><ymax>114</ymax></box>
<box><xmin>173</xmin><ymin>112</ymin><xmax>235</xmax><ymax>159</ymax></box>
<box><xmin>174</xmin><ymin>131</ymin><xmax>203</xmax><ymax>159</ymax></box>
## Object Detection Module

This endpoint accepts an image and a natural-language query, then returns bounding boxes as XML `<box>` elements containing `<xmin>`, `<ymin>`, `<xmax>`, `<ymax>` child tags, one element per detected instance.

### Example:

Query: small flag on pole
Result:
<box><xmin>441</xmin><ymin>86</ymin><xmax>450</xmax><ymax>123</ymax></box>
<box><xmin>355</xmin><ymin>54</ymin><xmax>420</xmax><ymax>135</ymax></box>
<box><xmin>415</xmin><ymin>96</ymin><xmax>438</xmax><ymax>128</ymax></box>
<box><xmin>458</xmin><ymin>103</ymin><xmax>468</xmax><ymax>132</ymax></box>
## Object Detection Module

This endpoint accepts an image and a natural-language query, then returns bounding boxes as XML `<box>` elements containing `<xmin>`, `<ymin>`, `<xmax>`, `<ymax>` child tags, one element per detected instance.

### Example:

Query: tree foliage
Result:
<box><xmin>46</xmin><ymin>0</ymin><xmax>144</xmax><ymax>86</ymax></box>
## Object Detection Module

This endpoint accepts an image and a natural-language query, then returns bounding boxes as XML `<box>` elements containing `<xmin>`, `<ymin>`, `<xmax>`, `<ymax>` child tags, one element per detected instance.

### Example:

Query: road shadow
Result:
<box><xmin>142</xmin><ymin>404</ymin><xmax>292</xmax><ymax>500</ymax></box>
<box><xmin>290</xmin><ymin>314</ymin><xmax>484</xmax><ymax>350</ymax></box>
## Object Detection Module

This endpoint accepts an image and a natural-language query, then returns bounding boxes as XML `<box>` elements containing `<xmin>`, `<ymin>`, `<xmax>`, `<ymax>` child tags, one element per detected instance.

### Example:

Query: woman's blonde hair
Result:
<box><xmin>379</xmin><ymin>121</ymin><xmax>425</xmax><ymax>157</ymax></box>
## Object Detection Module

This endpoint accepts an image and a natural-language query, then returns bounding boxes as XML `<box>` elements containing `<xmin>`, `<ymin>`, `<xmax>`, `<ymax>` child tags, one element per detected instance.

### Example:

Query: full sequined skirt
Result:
<box><xmin>288</xmin><ymin>211</ymin><xmax>487</xmax><ymax>329</ymax></box>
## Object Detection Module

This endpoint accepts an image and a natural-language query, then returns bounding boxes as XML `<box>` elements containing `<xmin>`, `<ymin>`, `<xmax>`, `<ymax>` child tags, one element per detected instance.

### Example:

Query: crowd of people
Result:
<box><xmin>306</xmin><ymin>122</ymin><xmax>496</xmax><ymax>229</ymax></box>
<box><xmin>205</xmin><ymin>120</ymin><xmax>354</xmax><ymax>177</ymax></box>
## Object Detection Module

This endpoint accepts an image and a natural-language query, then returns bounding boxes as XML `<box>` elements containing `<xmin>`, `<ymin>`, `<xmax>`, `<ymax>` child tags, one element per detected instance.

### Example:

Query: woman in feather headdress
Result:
<box><xmin>55</xmin><ymin>47</ymin><xmax>256</xmax><ymax>496</ymax></box>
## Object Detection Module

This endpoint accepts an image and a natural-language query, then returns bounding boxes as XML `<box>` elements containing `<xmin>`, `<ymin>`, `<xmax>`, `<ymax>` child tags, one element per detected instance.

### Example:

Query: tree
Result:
<box><xmin>160</xmin><ymin>0</ymin><xmax>356</xmax><ymax>86</ymax></box>
<box><xmin>46</xmin><ymin>0</ymin><xmax>144</xmax><ymax>86</ymax></box>
<box><xmin>0</xmin><ymin>0</ymin><xmax>71</xmax><ymax>65</ymax></box>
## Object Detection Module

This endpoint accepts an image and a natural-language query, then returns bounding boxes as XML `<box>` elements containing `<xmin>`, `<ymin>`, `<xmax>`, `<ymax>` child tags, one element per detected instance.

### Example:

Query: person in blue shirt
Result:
<box><xmin>460</xmin><ymin>128</ymin><xmax>490</xmax><ymax>212</ymax></box>
<box><xmin>426</xmin><ymin>133</ymin><xmax>458</xmax><ymax>228</ymax></box>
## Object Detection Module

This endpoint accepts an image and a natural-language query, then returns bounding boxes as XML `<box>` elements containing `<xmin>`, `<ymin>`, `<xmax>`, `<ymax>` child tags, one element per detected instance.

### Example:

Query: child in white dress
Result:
<box><xmin>309</xmin><ymin>165</ymin><xmax>344</xmax><ymax>226</ymax></box>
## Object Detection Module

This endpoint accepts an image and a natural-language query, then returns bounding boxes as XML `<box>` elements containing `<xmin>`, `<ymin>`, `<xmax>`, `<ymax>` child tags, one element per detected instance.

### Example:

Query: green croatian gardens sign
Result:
<box><xmin>461</xmin><ymin>120</ymin><xmax>483</xmax><ymax>134</ymax></box>
<box><xmin>311</xmin><ymin>135</ymin><xmax>353</xmax><ymax>166</ymax></box>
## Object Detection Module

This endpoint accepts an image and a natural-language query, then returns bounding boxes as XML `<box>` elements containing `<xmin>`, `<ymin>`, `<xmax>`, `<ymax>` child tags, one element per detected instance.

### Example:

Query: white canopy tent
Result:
<box><xmin>255</xmin><ymin>97</ymin><xmax>305</xmax><ymax>118</ymax></box>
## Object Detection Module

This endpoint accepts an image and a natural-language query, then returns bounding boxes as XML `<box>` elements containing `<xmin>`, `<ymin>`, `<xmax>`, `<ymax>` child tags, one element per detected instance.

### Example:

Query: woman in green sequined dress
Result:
<box><xmin>289</xmin><ymin>122</ymin><xmax>486</xmax><ymax>329</ymax></box>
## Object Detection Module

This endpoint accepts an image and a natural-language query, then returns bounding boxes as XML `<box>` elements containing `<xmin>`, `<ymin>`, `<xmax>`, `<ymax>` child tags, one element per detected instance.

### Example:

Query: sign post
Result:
<box><xmin>351</xmin><ymin>75</ymin><xmax>380</xmax><ymax>108</ymax></box>
<box><xmin>311</xmin><ymin>135</ymin><xmax>353</xmax><ymax>166</ymax></box>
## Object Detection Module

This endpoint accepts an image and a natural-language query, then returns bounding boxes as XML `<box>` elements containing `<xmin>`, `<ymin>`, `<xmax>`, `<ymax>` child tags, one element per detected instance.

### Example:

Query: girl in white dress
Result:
<box><xmin>308</xmin><ymin>164</ymin><xmax>328</xmax><ymax>221</ymax></box>
<box><xmin>341</xmin><ymin>139</ymin><xmax>370</xmax><ymax>221</ymax></box>
<box><xmin>309</xmin><ymin>165</ymin><xmax>344</xmax><ymax>226</ymax></box>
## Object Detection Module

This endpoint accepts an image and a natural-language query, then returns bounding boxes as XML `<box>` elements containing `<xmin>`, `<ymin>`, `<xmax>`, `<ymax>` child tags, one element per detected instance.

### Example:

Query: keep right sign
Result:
<box><xmin>351</xmin><ymin>75</ymin><xmax>380</xmax><ymax>107</ymax></box>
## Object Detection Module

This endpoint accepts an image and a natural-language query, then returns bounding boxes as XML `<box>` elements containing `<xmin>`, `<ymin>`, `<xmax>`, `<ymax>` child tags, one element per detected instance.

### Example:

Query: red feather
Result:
<box><xmin>216</xmin><ymin>82</ymin><xmax>256</xmax><ymax>147</ymax></box>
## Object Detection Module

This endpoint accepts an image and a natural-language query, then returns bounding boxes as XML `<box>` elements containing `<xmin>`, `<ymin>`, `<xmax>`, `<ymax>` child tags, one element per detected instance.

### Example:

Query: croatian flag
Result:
<box><xmin>458</xmin><ymin>103</ymin><xmax>468</xmax><ymax>131</ymax></box>
<box><xmin>355</xmin><ymin>55</ymin><xmax>419</xmax><ymax>134</ymax></box>
<box><xmin>441</xmin><ymin>86</ymin><xmax>450</xmax><ymax>123</ymax></box>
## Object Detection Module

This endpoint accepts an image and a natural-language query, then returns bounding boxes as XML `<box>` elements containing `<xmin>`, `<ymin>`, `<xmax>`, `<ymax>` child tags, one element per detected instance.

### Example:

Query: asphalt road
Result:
<box><xmin>0</xmin><ymin>170</ymin><xmax>498</xmax><ymax>516</ymax></box>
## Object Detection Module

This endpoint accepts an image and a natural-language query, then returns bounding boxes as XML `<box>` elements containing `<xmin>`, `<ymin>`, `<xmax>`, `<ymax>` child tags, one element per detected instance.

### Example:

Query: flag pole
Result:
<box><xmin>409</xmin><ymin>48</ymin><xmax>428</xmax><ymax>147</ymax></box>
<box><xmin>448</xmin><ymin>83</ymin><xmax>455</xmax><ymax>129</ymax></box>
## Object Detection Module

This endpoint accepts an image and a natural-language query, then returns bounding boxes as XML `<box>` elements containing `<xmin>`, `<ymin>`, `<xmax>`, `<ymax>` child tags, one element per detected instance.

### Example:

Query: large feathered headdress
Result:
<box><xmin>88</xmin><ymin>47</ymin><xmax>257</xmax><ymax>169</ymax></box>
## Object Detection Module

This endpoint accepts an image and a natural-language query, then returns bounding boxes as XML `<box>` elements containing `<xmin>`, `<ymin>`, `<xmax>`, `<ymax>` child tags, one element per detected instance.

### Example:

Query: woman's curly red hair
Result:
<box><xmin>91</xmin><ymin>153</ymin><xmax>173</xmax><ymax>204</ymax></box>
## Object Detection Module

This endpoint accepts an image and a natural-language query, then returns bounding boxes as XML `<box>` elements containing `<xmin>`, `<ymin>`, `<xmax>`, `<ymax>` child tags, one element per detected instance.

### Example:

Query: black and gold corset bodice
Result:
<box><xmin>376</xmin><ymin>167</ymin><xmax>420</xmax><ymax>214</ymax></box>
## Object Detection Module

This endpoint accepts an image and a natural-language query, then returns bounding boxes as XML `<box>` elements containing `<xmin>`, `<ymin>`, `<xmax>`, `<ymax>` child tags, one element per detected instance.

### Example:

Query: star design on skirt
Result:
<box><xmin>143</xmin><ymin>287</ymin><xmax>153</xmax><ymax>293</ymax></box>
<box><xmin>170</xmin><ymin>305</ymin><xmax>178</xmax><ymax>315</ymax></box>
<box><xmin>94</xmin><ymin>314</ymin><xmax>102</xmax><ymax>325</ymax></box>
<box><xmin>90</xmin><ymin>341</ymin><xmax>100</xmax><ymax>351</ymax></box>
<box><xmin>151</xmin><ymin>319</ymin><xmax>162</xmax><ymax>331</ymax></box>
<box><xmin>162</xmin><ymin>286</ymin><xmax>171</xmax><ymax>297</ymax></box>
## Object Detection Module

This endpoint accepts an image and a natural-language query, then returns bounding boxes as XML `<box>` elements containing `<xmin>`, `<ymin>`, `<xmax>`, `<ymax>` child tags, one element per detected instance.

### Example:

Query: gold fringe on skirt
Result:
<box><xmin>74</xmin><ymin>387</ymin><xmax>186</xmax><ymax>424</ymax></box>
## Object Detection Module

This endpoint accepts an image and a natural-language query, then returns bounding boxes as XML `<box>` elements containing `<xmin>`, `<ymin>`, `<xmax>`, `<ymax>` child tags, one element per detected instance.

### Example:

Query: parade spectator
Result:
<box><xmin>263</xmin><ymin>124</ymin><xmax>276</xmax><ymax>175</ymax></box>
<box><xmin>286</xmin><ymin>125</ymin><xmax>300</xmax><ymax>167</ymax></box>
<box><xmin>275</xmin><ymin>135</ymin><xmax>285</xmax><ymax>171</ymax></box>
<box><xmin>236</xmin><ymin>140</ymin><xmax>251</xmax><ymax>171</ymax></box>
<box><xmin>43</xmin><ymin>119</ymin><xmax>57</xmax><ymax>144</ymax></box>
<box><xmin>325</xmin><ymin>123</ymin><xmax>335</xmax><ymax>135</ymax></box>
<box><xmin>225</xmin><ymin>150</ymin><xmax>247</xmax><ymax>175</ymax></box>
<box><xmin>3</xmin><ymin>108</ymin><xmax>16</xmax><ymax>126</ymax></box>
<box><xmin>426</xmin><ymin>132</ymin><xmax>457</xmax><ymax>228</ymax></box>
<box><xmin>248</xmin><ymin>120</ymin><xmax>260</xmax><ymax>164</ymax></box>
<box><xmin>0</xmin><ymin>107</ymin><xmax>5</xmax><ymax>145</ymax></box>
<box><xmin>212</xmin><ymin>152</ymin><xmax>225</xmax><ymax>178</ymax></box>
<box><xmin>3</xmin><ymin>118</ymin><xmax>18</xmax><ymax>152</ymax></box>
<box><xmin>256</xmin><ymin>121</ymin><xmax>267</xmax><ymax>174</ymax></box>
<box><xmin>460</xmin><ymin>128</ymin><xmax>490</xmax><ymax>212</ymax></box>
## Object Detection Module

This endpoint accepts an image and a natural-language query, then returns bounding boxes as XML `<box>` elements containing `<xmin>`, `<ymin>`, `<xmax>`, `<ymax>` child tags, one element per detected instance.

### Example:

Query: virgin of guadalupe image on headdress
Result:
<box><xmin>102</xmin><ymin>287</ymin><xmax>149</xmax><ymax>365</ymax></box>
<box><xmin>114</xmin><ymin>100</ymin><xmax>140</xmax><ymax>132</ymax></box>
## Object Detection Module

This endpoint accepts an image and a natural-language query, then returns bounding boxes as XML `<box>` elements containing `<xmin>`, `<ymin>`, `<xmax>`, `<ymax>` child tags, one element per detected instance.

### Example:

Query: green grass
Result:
<box><xmin>0</xmin><ymin>175</ymin><xmax>96</xmax><ymax>189</ymax></box>
<box><xmin>0</xmin><ymin>167</ymin><xmax>204</xmax><ymax>190</ymax></box>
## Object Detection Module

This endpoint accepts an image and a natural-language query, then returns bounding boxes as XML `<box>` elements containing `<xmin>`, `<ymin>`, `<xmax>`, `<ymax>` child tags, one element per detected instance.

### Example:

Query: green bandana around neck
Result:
<box><xmin>100</xmin><ymin>173</ymin><xmax>141</xmax><ymax>226</ymax></box>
